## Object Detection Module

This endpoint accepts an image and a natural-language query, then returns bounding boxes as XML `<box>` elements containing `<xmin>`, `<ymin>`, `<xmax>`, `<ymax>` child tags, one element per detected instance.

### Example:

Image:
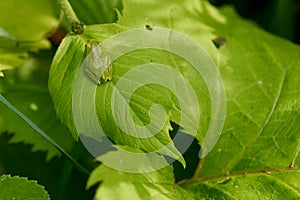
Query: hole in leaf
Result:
<box><xmin>79</xmin><ymin>134</ymin><xmax>116</xmax><ymax>158</ymax></box>
<box><xmin>212</xmin><ymin>36</ymin><xmax>227</xmax><ymax>49</ymax></box>
<box><xmin>167</xmin><ymin>122</ymin><xmax>201</xmax><ymax>182</ymax></box>
<box><xmin>217</xmin><ymin>177</ymin><xmax>232</xmax><ymax>184</ymax></box>
<box><xmin>145</xmin><ymin>24</ymin><xmax>153</xmax><ymax>31</ymax></box>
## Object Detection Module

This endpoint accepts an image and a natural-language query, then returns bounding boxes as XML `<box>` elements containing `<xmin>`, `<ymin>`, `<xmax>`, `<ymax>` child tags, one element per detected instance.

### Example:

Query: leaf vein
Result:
<box><xmin>225</xmin><ymin>70</ymin><xmax>287</xmax><ymax>173</ymax></box>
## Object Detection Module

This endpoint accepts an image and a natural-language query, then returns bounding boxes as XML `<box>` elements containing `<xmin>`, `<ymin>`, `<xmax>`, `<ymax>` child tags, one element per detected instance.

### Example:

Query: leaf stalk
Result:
<box><xmin>56</xmin><ymin>0</ymin><xmax>85</xmax><ymax>34</ymax></box>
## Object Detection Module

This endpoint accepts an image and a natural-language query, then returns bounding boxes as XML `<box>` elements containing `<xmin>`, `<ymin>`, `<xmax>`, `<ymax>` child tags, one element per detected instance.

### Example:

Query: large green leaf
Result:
<box><xmin>48</xmin><ymin>0</ymin><xmax>300</xmax><ymax>199</ymax></box>
<box><xmin>0</xmin><ymin>175</ymin><xmax>50</xmax><ymax>199</ymax></box>
<box><xmin>118</xmin><ymin>0</ymin><xmax>300</xmax><ymax>197</ymax></box>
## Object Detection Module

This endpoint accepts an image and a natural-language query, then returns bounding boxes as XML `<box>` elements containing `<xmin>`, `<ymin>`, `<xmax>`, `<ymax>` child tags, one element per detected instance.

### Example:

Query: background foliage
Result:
<box><xmin>0</xmin><ymin>0</ymin><xmax>299</xmax><ymax>199</ymax></box>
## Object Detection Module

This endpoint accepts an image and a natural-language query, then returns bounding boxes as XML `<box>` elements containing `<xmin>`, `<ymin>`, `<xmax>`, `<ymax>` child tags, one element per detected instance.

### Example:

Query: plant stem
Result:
<box><xmin>57</xmin><ymin>0</ymin><xmax>79</xmax><ymax>24</ymax></box>
<box><xmin>56</xmin><ymin>0</ymin><xmax>84</xmax><ymax>34</ymax></box>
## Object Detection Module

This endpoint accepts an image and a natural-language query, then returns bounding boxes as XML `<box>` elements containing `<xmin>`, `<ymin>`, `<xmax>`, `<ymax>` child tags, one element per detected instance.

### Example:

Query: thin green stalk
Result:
<box><xmin>56</xmin><ymin>0</ymin><xmax>85</xmax><ymax>34</ymax></box>
<box><xmin>56</xmin><ymin>0</ymin><xmax>79</xmax><ymax>24</ymax></box>
<box><xmin>0</xmin><ymin>94</ymin><xmax>90</xmax><ymax>175</ymax></box>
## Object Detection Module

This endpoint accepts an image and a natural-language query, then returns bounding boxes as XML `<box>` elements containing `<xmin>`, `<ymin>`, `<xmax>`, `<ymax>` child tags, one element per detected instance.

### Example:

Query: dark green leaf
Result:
<box><xmin>0</xmin><ymin>51</ymin><xmax>74</xmax><ymax>160</ymax></box>
<box><xmin>69</xmin><ymin>0</ymin><xmax>122</xmax><ymax>25</ymax></box>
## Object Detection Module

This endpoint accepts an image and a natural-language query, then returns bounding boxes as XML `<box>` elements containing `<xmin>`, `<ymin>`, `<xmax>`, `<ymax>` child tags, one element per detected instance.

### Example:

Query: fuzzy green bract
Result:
<box><xmin>48</xmin><ymin>0</ymin><xmax>300</xmax><ymax>199</ymax></box>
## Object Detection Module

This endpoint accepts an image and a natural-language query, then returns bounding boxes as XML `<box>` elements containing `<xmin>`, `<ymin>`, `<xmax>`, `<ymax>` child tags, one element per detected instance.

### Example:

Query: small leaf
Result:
<box><xmin>0</xmin><ymin>175</ymin><xmax>50</xmax><ymax>200</ymax></box>
<box><xmin>0</xmin><ymin>39</ymin><xmax>49</xmax><ymax>77</ymax></box>
<box><xmin>87</xmin><ymin>146</ymin><xmax>193</xmax><ymax>200</ymax></box>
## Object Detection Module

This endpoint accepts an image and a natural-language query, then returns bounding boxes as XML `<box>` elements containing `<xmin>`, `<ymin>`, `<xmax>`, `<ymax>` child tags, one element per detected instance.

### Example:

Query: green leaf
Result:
<box><xmin>49</xmin><ymin>24</ymin><xmax>211</xmax><ymax>165</ymax></box>
<box><xmin>68</xmin><ymin>0</ymin><xmax>122</xmax><ymax>25</ymax></box>
<box><xmin>0</xmin><ymin>0</ymin><xmax>59</xmax><ymax>41</ymax></box>
<box><xmin>0</xmin><ymin>37</ymin><xmax>51</xmax><ymax>77</ymax></box>
<box><xmin>184</xmin><ymin>170</ymin><xmax>300</xmax><ymax>199</ymax></box>
<box><xmin>0</xmin><ymin>175</ymin><xmax>50</xmax><ymax>200</ymax></box>
<box><xmin>87</xmin><ymin>146</ymin><xmax>193</xmax><ymax>200</ymax></box>
<box><xmin>0</xmin><ymin>51</ymin><xmax>74</xmax><ymax>160</ymax></box>
<box><xmin>48</xmin><ymin>34</ymin><xmax>86</xmax><ymax>138</ymax></box>
<box><xmin>0</xmin><ymin>0</ymin><xmax>59</xmax><ymax>76</ymax></box>
<box><xmin>48</xmin><ymin>0</ymin><xmax>300</xmax><ymax>199</ymax></box>
<box><xmin>117</xmin><ymin>0</ymin><xmax>300</xmax><ymax>197</ymax></box>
